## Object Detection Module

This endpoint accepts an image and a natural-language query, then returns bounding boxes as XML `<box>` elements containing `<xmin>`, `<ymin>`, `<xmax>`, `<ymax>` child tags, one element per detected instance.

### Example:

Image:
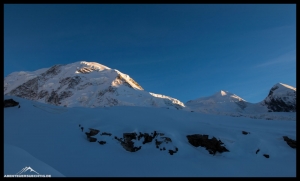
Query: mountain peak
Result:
<box><xmin>220</xmin><ymin>90</ymin><xmax>227</xmax><ymax>96</ymax></box>
<box><xmin>262</xmin><ymin>83</ymin><xmax>296</xmax><ymax>112</ymax></box>
<box><xmin>4</xmin><ymin>61</ymin><xmax>185</xmax><ymax>109</ymax></box>
<box><xmin>73</xmin><ymin>61</ymin><xmax>111</xmax><ymax>74</ymax></box>
<box><xmin>273</xmin><ymin>83</ymin><xmax>296</xmax><ymax>91</ymax></box>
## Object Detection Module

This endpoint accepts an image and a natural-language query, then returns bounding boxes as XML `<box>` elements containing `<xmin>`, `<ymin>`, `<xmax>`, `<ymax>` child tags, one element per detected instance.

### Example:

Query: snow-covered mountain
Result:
<box><xmin>4</xmin><ymin>61</ymin><xmax>184</xmax><ymax>109</ymax></box>
<box><xmin>186</xmin><ymin>84</ymin><xmax>296</xmax><ymax>120</ymax></box>
<box><xmin>260</xmin><ymin>83</ymin><xmax>296</xmax><ymax>112</ymax></box>
<box><xmin>3</xmin><ymin>61</ymin><xmax>296</xmax><ymax>120</ymax></box>
<box><xmin>186</xmin><ymin>90</ymin><xmax>249</xmax><ymax>114</ymax></box>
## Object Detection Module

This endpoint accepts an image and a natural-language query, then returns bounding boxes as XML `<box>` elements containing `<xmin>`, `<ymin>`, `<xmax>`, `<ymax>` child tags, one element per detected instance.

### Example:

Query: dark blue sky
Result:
<box><xmin>4</xmin><ymin>4</ymin><xmax>296</xmax><ymax>103</ymax></box>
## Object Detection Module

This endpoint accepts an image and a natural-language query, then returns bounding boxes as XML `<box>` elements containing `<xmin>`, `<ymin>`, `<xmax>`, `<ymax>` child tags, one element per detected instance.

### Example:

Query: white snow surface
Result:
<box><xmin>4</xmin><ymin>95</ymin><xmax>296</xmax><ymax>177</ymax></box>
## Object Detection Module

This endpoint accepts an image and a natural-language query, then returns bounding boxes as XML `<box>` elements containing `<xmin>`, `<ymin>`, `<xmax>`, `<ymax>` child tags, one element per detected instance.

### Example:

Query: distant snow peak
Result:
<box><xmin>215</xmin><ymin>90</ymin><xmax>245</xmax><ymax>102</ymax></box>
<box><xmin>220</xmin><ymin>90</ymin><xmax>227</xmax><ymax>96</ymax></box>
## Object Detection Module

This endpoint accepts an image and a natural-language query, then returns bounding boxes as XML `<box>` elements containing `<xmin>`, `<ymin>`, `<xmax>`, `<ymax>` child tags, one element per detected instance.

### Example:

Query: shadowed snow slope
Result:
<box><xmin>4</xmin><ymin>95</ymin><xmax>296</xmax><ymax>177</ymax></box>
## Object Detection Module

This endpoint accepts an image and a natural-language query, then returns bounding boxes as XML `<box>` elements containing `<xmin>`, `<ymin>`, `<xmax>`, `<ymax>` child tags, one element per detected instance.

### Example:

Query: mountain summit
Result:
<box><xmin>186</xmin><ymin>90</ymin><xmax>248</xmax><ymax>114</ymax></box>
<box><xmin>261</xmin><ymin>83</ymin><xmax>296</xmax><ymax>112</ymax></box>
<box><xmin>4</xmin><ymin>61</ymin><xmax>184</xmax><ymax>109</ymax></box>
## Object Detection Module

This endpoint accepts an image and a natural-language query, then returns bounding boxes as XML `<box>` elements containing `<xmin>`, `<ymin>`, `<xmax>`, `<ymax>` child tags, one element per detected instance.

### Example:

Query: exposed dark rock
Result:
<box><xmin>168</xmin><ymin>147</ymin><xmax>179</xmax><ymax>155</ymax></box>
<box><xmin>67</xmin><ymin>76</ymin><xmax>81</xmax><ymax>89</ymax></box>
<box><xmin>85</xmin><ymin>128</ymin><xmax>100</xmax><ymax>137</ymax></box>
<box><xmin>263</xmin><ymin>154</ymin><xmax>269</xmax><ymax>158</ymax></box>
<box><xmin>162</xmin><ymin>136</ymin><xmax>172</xmax><ymax>142</ymax></box>
<box><xmin>116</xmin><ymin>132</ymin><xmax>142</xmax><ymax>152</ymax></box>
<box><xmin>265</xmin><ymin>98</ymin><xmax>296</xmax><ymax>112</ymax></box>
<box><xmin>114</xmin><ymin>136</ymin><xmax>123</xmax><ymax>142</ymax></box>
<box><xmin>155</xmin><ymin>139</ymin><xmax>163</xmax><ymax>147</ymax></box>
<box><xmin>187</xmin><ymin>134</ymin><xmax>229</xmax><ymax>155</ymax></box>
<box><xmin>169</xmin><ymin>150</ymin><xmax>175</xmax><ymax>155</ymax></box>
<box><xmin>98</xmin><ymin>141</ymin><xmax>106</xmax><ymax>145</ymax></box>
<box><xmin>242</xmin><ymin>131</ymin><xmax>250</xmax><ymax>135</ymax></box>
<box><xmin>58</xmin><ymin>91</ymin><xmax>73</xmax><ymax>101</ymax></box>
<box><xmin>41</xmin><ymin>65</ymin><xmax>62</xmax><ymax>77</ymax></box>
<box><xmin>37</xmin><ymin>90</ymin><xmax>49</xmax><ymax>99</ymax></box>
<box><xmin>256</xmin><ymin>149</ymin><xmax>260</xmax><ymax>154</ymax></box>
<box><xmin>77</xmin><ymin>82</ymin><xmax>93</xmax><ymax>90</ymax></box>
<box><xmin>88</xmin><ymin>137</ymin><xmax>97</xmax><ymax>142</ymax></box>
<box><xmin>142</xmin><ymin>133</ymin><xmax>153</xmax><ymax>144</ymax></box>
<box><xmin>263</xmin><ymin>84</ymin><xmax>296</xmax><ymax>112</ymax></box>
<box><xmin>47</xmin><ymin>91</ymin><xmax>60</xmax><ymax>105</ymax></box>
<box><xmin>123</xmin><ymin>133</ymin><xmax>137</xmax><ymax>141</ymax></box>
<box><xmin>101</xmin><ymin>132</ymin><xmax>112</xmax><ymax>136</ymax></box>
<box><xmin>283</xmin><ymin>136</ymin><xmax>296</xmax><ymax>148</ymax></box>
<box><xmin>4</xmin><ymin>99</ymin><xmax>19</xmax><ymax>108</ymax></box>
<box><xmin>153</xmin><ymin>131</ymin><xmax>157</xmax><ymax>138</ymax></box>
<box><xmin>9</xmin><ymin>77</ymin><xmax>39</xmax><ymax>100</ymax></box>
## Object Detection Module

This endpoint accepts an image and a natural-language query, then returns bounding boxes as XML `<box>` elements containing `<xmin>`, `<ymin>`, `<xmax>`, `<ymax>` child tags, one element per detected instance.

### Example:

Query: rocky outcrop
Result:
<box><xmin>85</xmin><ymin>128</ymin><xmax>100</xmax><ymax>138</ymax></box>
<box><xmin>283</xmin><ymin>136</ymin><xmax>296</xmax><ymax>148</ymax></box>
<box><xmin>98</xmin><ymin>141</ymin><xmax>106</xmax><ymax>145</ymax></box>
<box><xmin>242</xmin><ymin>131</ymin><xmax>250</xmax><ymax>135</ymax></box>
<box><xmin>84</xmin><ymin>128</ymin><xmax>100</xmax><ymax>142</ymax></box>
<box><xmin>4</xmin><ymin>99</ymin><xmax>19</xmax><ymax>108</ymax></box>
<box><xmin>186</xmin><ymin>134</ymin><xmax>229</xmax><ymax>155</ymax></box>
<box><xmin>264</xmin><ymin>98</ymin><xmax>296</xmax><ymax>112</ymax></box>
<box><xmin>79</xmin><ymin>127</ymin><xmax>178</xmax><ymax>155</ymax></box>
<box><xmin>115</xmin><ymin>133</ymin><xmax>141</xmax><ymax>152</ymax></box>
<box><xmin>101</xmin><ymin>132</ymin><xmax>112</xmax><ymax>136</ymax></box>
<box><xmin>168</xmin><ymin>147</ymin><xmax>178</xmax><ymax>155</ymax></box>
<box><xmin>262</xmin><ymin>83</ymin><xmax>296</xmax><ymax>112</ymax></box>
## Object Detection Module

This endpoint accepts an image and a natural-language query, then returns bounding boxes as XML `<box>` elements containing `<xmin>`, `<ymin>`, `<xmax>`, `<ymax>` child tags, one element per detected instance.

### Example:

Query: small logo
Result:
<box><xmin>16</xmin><ymin>166</ymin><xmax>40</xmax><ymax>175</ymax></box>
<box><xmin>4</xmin><ymin>166</ymin><xmax>51</xmax><ymax>177</ymax></box>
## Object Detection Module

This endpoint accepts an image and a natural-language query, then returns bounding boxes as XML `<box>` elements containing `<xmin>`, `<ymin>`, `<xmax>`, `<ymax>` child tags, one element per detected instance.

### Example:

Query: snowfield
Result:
<box><xmin>4</xmin><ymin>95</ymin><xmax>296</xmax><ymax>177</ymax></box>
